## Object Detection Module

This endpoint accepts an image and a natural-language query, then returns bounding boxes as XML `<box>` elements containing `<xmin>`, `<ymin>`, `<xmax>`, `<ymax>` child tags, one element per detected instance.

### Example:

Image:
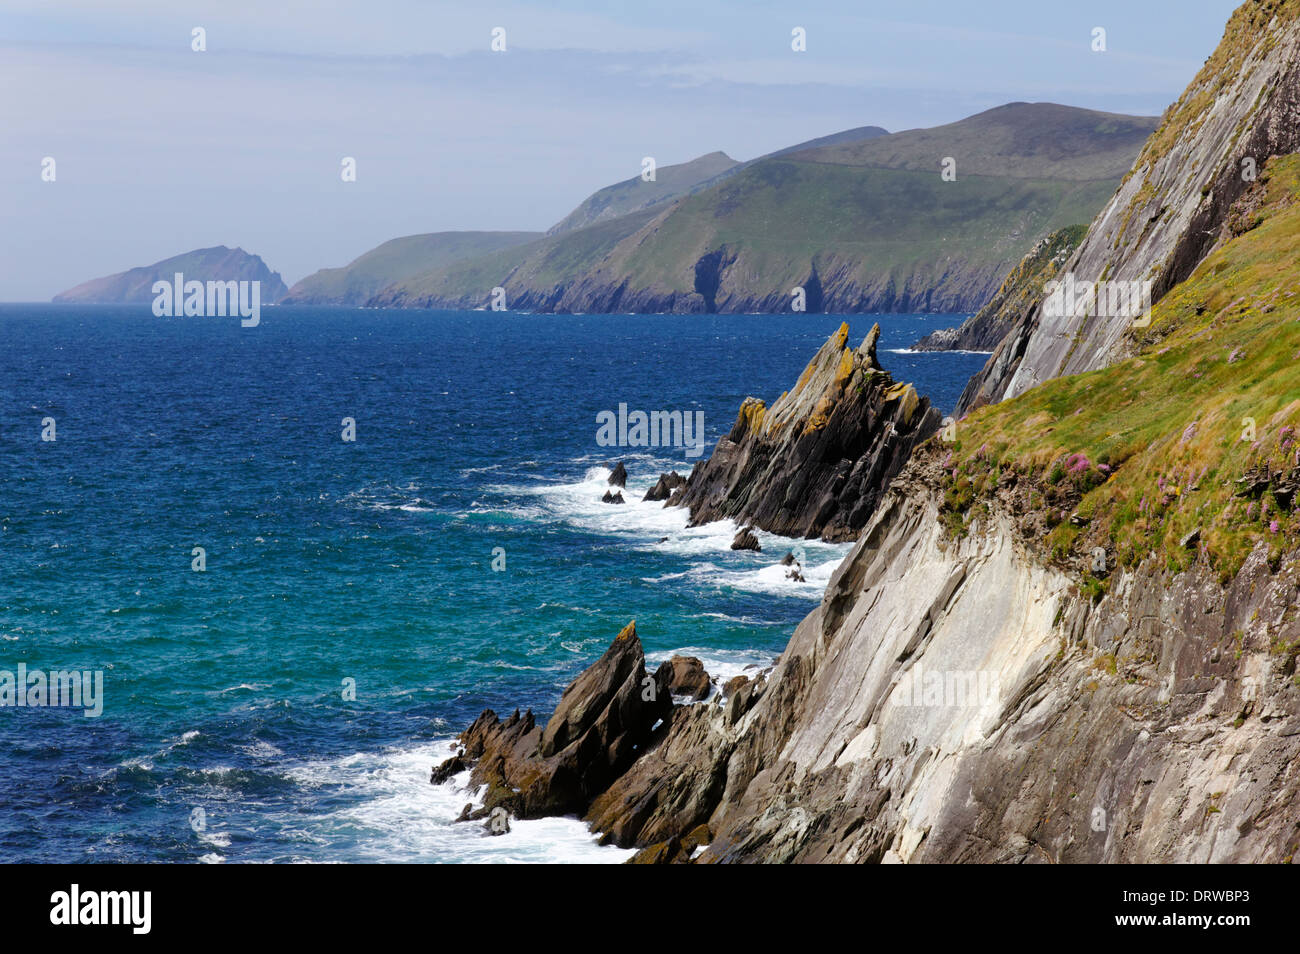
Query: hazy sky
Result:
<box><xmin>1</xmin><ymin>0</ymin><xmax>1242</xmax><ymax>300</ymax></box>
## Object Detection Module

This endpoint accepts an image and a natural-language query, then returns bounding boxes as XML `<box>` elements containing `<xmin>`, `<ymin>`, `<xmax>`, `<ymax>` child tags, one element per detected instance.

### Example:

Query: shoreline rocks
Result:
<box><xmin>430</xmin><ymin>621</ymin><xmax>672</xmax><ymax>822</ymax></box>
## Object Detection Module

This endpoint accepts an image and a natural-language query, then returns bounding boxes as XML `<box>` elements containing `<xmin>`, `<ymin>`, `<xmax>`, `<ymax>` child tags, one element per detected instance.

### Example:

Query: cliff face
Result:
<box><xmin>960</xmin><ymin>0</ymin><xmax>1300</xmax><ymax>414</ymax></box>
<box><xmin>677</xmin><ymin>453</ymin><xmax>1300</xmax><ymax>863</ymax></box>
<box><xmin>674</xmin><ymin>322</ymin><xmax>941</xmax><ymax>542</ymax></box>
<box><xmin>912</xmin><ymin>226</ymin><xmax>1084</xmax><ymax>353</ymax></box>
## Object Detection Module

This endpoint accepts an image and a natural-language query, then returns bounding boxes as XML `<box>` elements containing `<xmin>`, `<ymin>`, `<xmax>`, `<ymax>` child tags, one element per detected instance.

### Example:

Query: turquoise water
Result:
<box><xmin>0</xmin><ymin>305</ymin><xmax>984</xmax><ymax>862</ymax></box>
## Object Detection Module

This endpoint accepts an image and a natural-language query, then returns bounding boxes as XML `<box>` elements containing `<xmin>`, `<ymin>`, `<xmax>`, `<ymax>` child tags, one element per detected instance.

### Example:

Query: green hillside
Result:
<box><xmin>370</xmin><ymin>103</ymin><xmax>1158</xmax><ymax>314</ymax></box>
<box><xmin>282</xmin><ymin>231</ymin><xmax>540</xmax><ymax>305</ymax></box>
<box><xmin>547</xmin><ymin>152</ymin><xmax>739</xmax><ymax>235</ymax></box>
<box><xmin>938</xmin><ymin>153</ymin><xmax>1300</xmax><ymax>587</ymax></box>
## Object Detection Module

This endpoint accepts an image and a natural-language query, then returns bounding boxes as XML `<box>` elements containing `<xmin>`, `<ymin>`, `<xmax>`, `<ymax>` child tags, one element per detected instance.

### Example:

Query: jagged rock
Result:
<box><xmin>779</xmin><ymin>551</ymin><xmax>797</xmax><ymax>566</ymax></box>
<box><xmin>601</xmin><ymin>490</ymin><xmax>625</xmax><ymax>504</ymax></box>
<box><xmin>722</xmin><ymin>675</ymin><xmax>749</xmax><ymax>697</ymax></box>
<box><xmin>730</xmin><ymin>528</ymin><xmax>761</xmax><ymax>552</ymax></box>
<box><xmin>627</xmin><ymin>824</ymin><xmax>713</xmax><ymax>864</ymax></box>
<box><xmin>585</xmin><ymin>703</ymin><xmax>735</xmax><ymax>848</ymax></box>
<box><xmin>664</xmin><ymin>655</ymin><xmax>712</xmax><ymax>700</ymax></box>
<box><xmin>786</xmin><ymin>567</ymin><xmax>805</xmax><ymax>582</ymax></box>
<box><xmin>724</xmin><ymin>674</ymin><xmax>764</xmax><ymax>728</ymax></box>
<box><xmin>430</xmin><ymin>755</ymin><xmax>467</xmax><ymax>785</ymax></box>
<box><xmin>1180</xmin><ymin>527</ymin><xmax>1201</xmax><ymax>549</ymax></box>
<box><xmin>676</xmin><ymin>323</ymin><xmax>941</xmax><ymax>542</ymax></box>
<box><xmin>430</xmin><ymin>621</ymin><xmax>672</xmax><ymax>820</ymax></box>
<box><xmin>644</xmin><ymin>471</ymin><xmax>687</xmax><ymax>502</ymax></box>
<box><xmin>609</xmin><ymin>462</ymin><xmax>628</xmax><ymax>487</ymax></box>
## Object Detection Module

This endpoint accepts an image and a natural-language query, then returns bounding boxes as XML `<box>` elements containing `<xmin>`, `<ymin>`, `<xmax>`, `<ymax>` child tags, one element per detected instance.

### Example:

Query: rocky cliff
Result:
<box><xmin>430</xmin><ymin>1</ymin><xmax>1300</xmax><ymax>863</ymax></box>
<box><xmin>673</xmin><ymin>322</ymin><xmax>941</xmax><ymax>542</ymax></box>
<box><xmin>644</xmin><ymin>447</ymin><xmax>1300</xmax><ymax>863</ymax></box>
<box><xmin>438</xmin><ymin>441</ymin><xmax>1300</xmax><ymax>862</ymax></box>
<box><xmin>960</xmin><ymin>0</ymin><xmax>1300</xmax><ymax>414</ymax></box>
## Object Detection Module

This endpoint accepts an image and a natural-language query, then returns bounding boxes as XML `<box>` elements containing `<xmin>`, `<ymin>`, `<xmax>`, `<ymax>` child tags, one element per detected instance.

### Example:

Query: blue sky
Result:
<box><xmin>1</xmin><ymin>0</ymin><xmax>1242</xmax><ymax>299</ymax></box>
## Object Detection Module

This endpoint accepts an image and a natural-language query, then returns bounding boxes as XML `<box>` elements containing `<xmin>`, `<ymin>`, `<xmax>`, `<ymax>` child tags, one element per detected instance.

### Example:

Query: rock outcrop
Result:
<box><xmin>431</xmin><ymin>621</ymin><xmax>672</xmax><ymax>820</ymax></box>
<box><xmin>664</xmin><ymin>655</ymin><xmax>712</xmax><ymax>700</ymax></box>
<box><xmin>675</xmin><ymin>323</ymin><xmax>941</xmax><ymax>542</ymax></box>
<box><xmin>644</xmin><ymin>471</ymin><xmax>687</xmax><ymax>502</ymax></box>
<box><xmin>959</xmin><ymin>0</ymin><xmax>1300</xmax><ymax>414</ymax></box>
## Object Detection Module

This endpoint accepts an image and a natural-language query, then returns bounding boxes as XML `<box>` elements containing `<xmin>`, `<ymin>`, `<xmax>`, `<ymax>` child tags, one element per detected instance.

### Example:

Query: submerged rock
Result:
<box><xmin>601</xmin><ymin>490</ymin><xmax>625</xmax><ymax>504</ymax></box>
<box><xmin>730</xmin><ymin>528</ymin><xmax>761</xmax><ymax>552</ymax></box>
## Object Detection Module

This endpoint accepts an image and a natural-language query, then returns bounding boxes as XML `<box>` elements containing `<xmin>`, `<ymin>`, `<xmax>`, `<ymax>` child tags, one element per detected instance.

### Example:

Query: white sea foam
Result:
<box><xmin>493</xmin><ymin>462</ymin><xmax>852</xmax><ymax>599</ymax></box>
<box><xmin>279</xmin><ymin>743</ymin><xmax>634</xmax><ymax>864</ymax></box>
<box><xmin>887</xmin><ymin>347</ymin><xmax>992</xmax><ymax>355</ymax></box>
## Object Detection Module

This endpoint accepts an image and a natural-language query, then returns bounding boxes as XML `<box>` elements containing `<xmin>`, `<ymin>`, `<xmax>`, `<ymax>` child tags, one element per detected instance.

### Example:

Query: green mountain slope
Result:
<box><xmin>546</xmin><ymin>152</ymin><xmax>740</xmax><ymax>235</ymax></box>
<box><xmin>372</xmin><ymin>103</ymin><xmax>1157</xmax><ymax>314</ymax></box>
<box><xmin>281</xmin><ymin>231</ymin><xmax>540</xmax><ymax>305</ymax></box>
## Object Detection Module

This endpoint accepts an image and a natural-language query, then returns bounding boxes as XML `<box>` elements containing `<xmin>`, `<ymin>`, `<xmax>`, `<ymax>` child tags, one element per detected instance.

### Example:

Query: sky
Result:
<box><xmin>0</xmin><ymin>0</ymin><xmax>1244</xmax><ymax>300</ymax></box>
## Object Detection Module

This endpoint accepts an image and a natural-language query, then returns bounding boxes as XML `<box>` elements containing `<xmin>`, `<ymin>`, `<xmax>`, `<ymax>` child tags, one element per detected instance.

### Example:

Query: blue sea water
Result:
<box><xmin>0</xmin><ymin>304</ymin><xmax>985</xmax><ymax>863</ymax></box>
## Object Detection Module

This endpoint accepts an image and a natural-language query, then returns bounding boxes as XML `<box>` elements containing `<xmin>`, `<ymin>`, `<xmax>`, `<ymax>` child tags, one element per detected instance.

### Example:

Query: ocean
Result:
<box><xmin>0</xmin><ymin>304</ymin><xmax>986</xmax><ymax>863</ymax></box>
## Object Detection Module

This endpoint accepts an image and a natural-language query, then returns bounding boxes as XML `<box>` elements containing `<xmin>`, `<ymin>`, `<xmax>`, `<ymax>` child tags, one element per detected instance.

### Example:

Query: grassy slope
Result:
<box><xmin>547</xmin><ymin>152</ymin><xmax>739</xmax><ymax>234</ymax></box>
<box><xmin>381</xmin><ymin>208</ymin><xmax>661</xmax><ymax>304</ymax></box>
<box><xmin>608</xmin><ymin>160</ymin><xmax>1117</xmax><ymax>292</ymax></box>
<box><xmin>284</xmin><ymin>231</ymin><xmax>540</xmax><ymax>304</ymax></box>
<box><xmin>939</xmin><ymin>154</ymin><xmax>1300</xmax><ymax>588</ymax></box>
<box><xmin>377</xmin><ymin>104</ymin><xmax>1157</xmax><ymax>310</ymax></box>
<box><xmin>796</xmin><ymin>103</ymin><xmax>1155</xmax><ymax>181</ymax></box>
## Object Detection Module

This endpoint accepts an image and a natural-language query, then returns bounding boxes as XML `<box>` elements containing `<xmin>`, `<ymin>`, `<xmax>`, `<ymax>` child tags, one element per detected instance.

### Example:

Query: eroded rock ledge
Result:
<box><xmin>673</xmin><ymin>322</ymin><xmax>941</xmax><ymax>542</ymax></box>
